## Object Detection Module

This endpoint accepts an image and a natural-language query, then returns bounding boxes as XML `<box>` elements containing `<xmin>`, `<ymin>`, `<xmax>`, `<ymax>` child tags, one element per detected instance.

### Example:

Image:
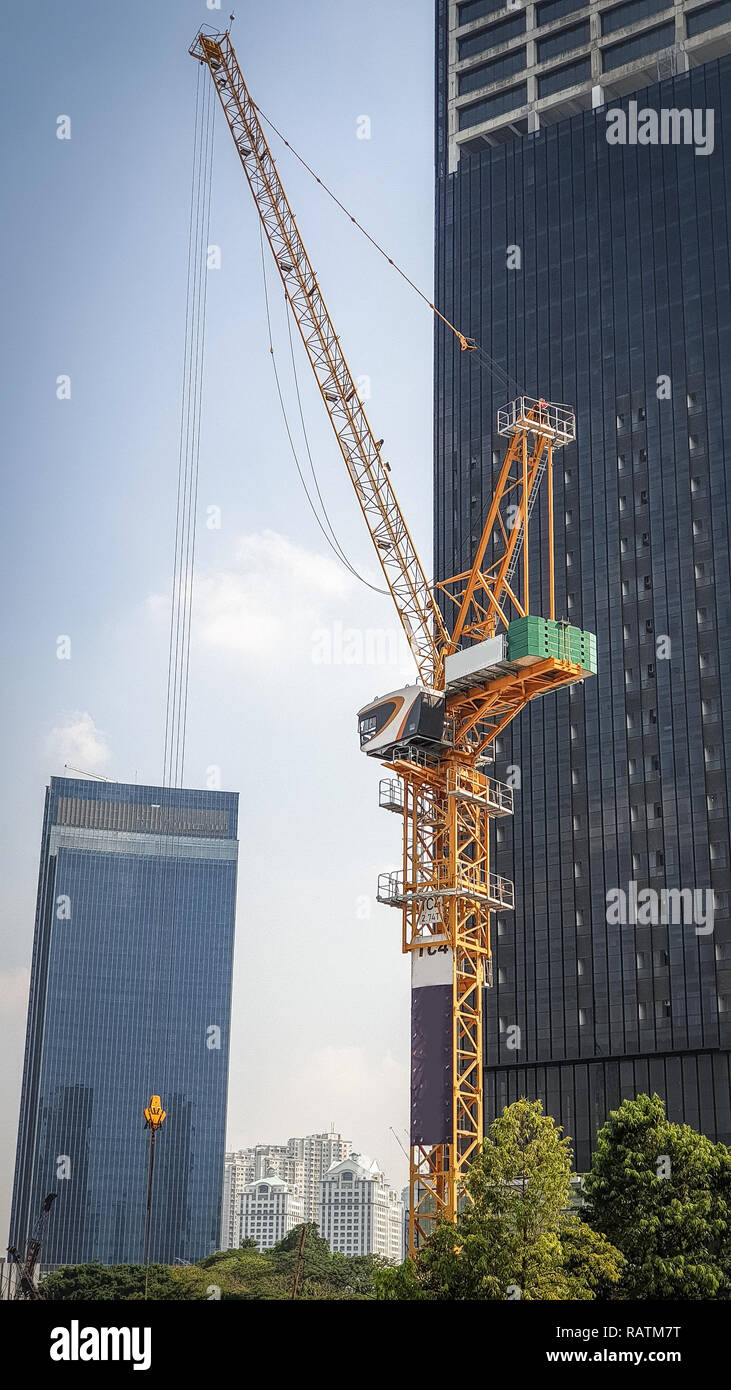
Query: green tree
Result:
<box><xmin>378</xmin><ymin>1099</ymin><xmax>623</xmax><ymax>1300</ymax></box>
<box><xmin>583</xmin><ymin>1093</ymin><xmax>731</xmax><ymax>1299</ymax></box>
<box><xmin>41</xmin><ymin>1236</ymin><xmax>384</xmax><ymax>1301</ymax></box>
<box><xmin>270</xmin><ymin>1222</ymin><xmax>333</xmax><ymax>1288</ymax></box>
<box><xmin>41</xmin><ymin>1262</ymin><xmax>182</xmax><ymax>1301</ymax></box>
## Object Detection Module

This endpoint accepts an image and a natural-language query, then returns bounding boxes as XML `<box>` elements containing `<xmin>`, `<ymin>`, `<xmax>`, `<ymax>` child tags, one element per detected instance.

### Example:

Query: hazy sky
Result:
<box><xmin>0</xmin><ymin>0</ymin><xmax>443</xmax><ymax>1236</ymax></box>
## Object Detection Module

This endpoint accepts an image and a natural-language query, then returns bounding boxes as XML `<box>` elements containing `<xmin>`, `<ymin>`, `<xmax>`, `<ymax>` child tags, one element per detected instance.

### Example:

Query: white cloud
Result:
<box><xmin>45</xmin><ymin>711</ymin><xmax>111</xmax><ymax>773</ymax></box>
<box><xmin>147</xmin><ymin>530</ymin><xmax>356</xmax><ymax>666</ymax></box>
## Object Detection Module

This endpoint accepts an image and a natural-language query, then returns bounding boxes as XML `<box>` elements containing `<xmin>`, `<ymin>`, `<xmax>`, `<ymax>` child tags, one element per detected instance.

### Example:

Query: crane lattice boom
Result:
<box><xmin>190</xmin><ymin>27</ymin><xmax>448</xmax><ymax>686</ymax></box>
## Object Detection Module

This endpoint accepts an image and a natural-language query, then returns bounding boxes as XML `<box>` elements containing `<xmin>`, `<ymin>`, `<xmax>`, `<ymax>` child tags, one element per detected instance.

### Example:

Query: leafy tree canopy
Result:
<box><xmin>40</xmin><ymin>1226</ymin><xmax>385</xmax><ymax>1301</ymax></box>
<box><xmin>377</xmin><ymin>1099</ymin><xmax>623</xmax><ymax>1300</ymax></box>
<box><xmin>583</xmin><ymin>1092</ymin><xmax>731</xmax><ymax>1300</ymax></box>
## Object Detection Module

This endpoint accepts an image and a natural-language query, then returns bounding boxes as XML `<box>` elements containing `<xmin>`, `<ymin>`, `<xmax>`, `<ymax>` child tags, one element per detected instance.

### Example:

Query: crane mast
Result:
<box><xmin>191</xmin><ymin>27</ymin><xmax>595</xmax><ymax>1254</ymax></box>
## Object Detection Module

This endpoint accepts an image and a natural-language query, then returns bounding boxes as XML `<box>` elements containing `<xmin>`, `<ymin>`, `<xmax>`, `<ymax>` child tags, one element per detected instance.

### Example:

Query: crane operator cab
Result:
<box><xmin>357</xmin><ymin>686</ymin><xmax>449</xmax><ymax>760</ymax></box>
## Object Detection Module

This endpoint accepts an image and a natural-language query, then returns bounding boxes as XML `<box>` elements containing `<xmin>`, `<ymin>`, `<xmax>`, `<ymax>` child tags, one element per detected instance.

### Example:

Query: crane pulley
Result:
<box><xmin>190</xmin><ymin>25</ymin><xmax>595</xmax><ymax>1253</ymax></box>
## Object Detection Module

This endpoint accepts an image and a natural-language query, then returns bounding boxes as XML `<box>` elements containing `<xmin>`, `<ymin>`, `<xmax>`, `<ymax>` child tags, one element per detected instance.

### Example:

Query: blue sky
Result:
<box><xmin>0</xmin><ymin>0</ymin><xmax>442</xmax><ymax>1235</ymax></box>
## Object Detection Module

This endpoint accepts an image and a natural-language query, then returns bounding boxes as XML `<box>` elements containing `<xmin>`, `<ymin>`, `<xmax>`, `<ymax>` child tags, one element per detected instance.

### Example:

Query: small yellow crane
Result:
<box><xmin>143</xmin><ymin>1094</ymin><xmax>166</xmax><ymax>1296</ymax></box>
<box><xmin>190</xmin><ymin>25</ymin><xmax>595</xmax><ymax>1252</ymax></box>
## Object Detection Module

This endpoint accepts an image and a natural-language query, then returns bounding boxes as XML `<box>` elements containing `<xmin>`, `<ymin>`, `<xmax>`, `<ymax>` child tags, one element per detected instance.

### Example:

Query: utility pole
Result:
<box><xmin>290</xmin><ymin>1223</ymin><xmax>307</xmax><ymax>1301</ymax></box>
<box><xmin>142</xmin><ymin>1095</ymin><xmax>166</xmax><ymax>1299</ymax></box>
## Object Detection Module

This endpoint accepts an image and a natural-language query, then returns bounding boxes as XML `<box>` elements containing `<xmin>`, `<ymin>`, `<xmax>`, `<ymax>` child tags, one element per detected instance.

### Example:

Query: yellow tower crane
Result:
<box><xmin>190</xmin><ymin>25</ymin><xmax>596</xmax><ymax>1254</ymax></box>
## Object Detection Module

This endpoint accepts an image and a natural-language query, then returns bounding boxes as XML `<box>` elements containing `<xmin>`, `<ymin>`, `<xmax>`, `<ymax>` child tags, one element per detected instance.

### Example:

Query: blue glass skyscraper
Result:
<box><xmin>9</xmin><ymin>777</ymin><xmax>238</xmax><ymax>1269</ymax></box>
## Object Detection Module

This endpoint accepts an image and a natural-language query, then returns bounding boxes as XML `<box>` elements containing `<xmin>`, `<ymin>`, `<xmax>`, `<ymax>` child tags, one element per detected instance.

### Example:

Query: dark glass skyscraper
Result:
<box><xmin>9</xmin><ymin>777</ymin><xmax>238</xmax><ymax>1268</ymax></box>
<box><xmin>435</xmin><ymin>1</ymin><xmax>731</xmax><ymax>1168</ymax></box>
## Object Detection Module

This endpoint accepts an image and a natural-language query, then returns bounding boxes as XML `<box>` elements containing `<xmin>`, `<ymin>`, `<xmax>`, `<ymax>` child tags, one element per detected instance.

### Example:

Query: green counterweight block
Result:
<box><xmin>507</xmin><ymin>616</ymin><xmax>597</xmax><ymax>673</ymax></box>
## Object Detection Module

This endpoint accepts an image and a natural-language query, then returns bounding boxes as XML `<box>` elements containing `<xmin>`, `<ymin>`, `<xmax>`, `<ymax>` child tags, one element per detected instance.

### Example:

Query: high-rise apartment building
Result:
<box><xmin>222</xmin><ymin>1146</ymin><xmax>304</xmax><ymax>1249</ymax></box>
<box><xmin>221</xmin><ymin>1129</ymin><xmax>352</xmax><ymax>1245</ymax></box>
<box><xmin>435</xmin><ymin>0</ymin><xmax>731</xmax><ymax>1167</ymax></box>
<box><xmin>319</xmin><ymin>1155</ymin><xmax>404</xmax><ymax>1261</ymax></box>
<box><xmin>237</xmin><ymin>1176</ymin><xmax>305</xmax><ymax>1251</ymax></box>
<box><xmin>9</xmin><ymin>777</ymin><xmax>238</xmax><ymax>1268</ymax></box>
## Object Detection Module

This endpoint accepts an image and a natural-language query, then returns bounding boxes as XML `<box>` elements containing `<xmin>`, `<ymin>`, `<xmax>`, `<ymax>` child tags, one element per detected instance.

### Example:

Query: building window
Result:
<box><xmin>458</xmin><ymin>47</ymin><xmax>527</xmax><ymax>95</ymax></box>
<box><xmin>686</xmin><ymin>0</ymin><xmax>731</xmax><ymax>38</ymax></box>
<box><xmin>601</xmin><ymin>0</ymin><xmax>671</xmax><ymax>35</ymax></box>
<box><xmin>459</xmin><ymin>82</ymin><xmax>528</xmax><ymax>129</ymax></box>
<box><xmin>457</xmin><ymin>11</ymin><xmax>526</xmax><ymax>59</ymax></box>
<box><xmin>603</xmin><ymin>22</ymin><xmax>675</xmax><ymax>71</ymax></box>
<box><xmin>538</xmin><ymin>54</ymin><xmax>591</xmax><ymax>96</ymax></box>
<box><xmin>537</xmin><ymin>18</ymin><xmax>590</xmax><ymax>61</ymax></box>
<box><xmin>457</xmin><ymin>0</ymin><xmax>506</xmax><ymax>26</ymax></box>
<box><xmin>537</xmin><ymin>0</ymin><xmax>588</xmax><ymax>26</ymax></box>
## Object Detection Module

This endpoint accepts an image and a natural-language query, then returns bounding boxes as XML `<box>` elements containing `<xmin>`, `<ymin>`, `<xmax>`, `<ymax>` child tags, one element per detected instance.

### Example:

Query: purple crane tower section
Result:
<box><xmin>410</xmin><ymin>945</ymin><xmax>452</xmax><ymax>1146</ymax></box>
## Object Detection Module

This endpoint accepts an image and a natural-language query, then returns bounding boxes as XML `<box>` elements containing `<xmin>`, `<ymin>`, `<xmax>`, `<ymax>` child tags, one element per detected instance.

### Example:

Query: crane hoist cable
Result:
<box><xmin>259</xmin><ymin>223</ymin><xmax>389</xmax><ymax>596</ymax></box>
<box><xmin>284</xmin><ymin>290</ymin><xmax>384</xmax><ymax>587</ymax></box>
<box><xmin>155</xmin><ymin>61</ymin><xmax>214</xmax><ymax>1094</ymax></box>
<box><xmin>163</xmin><ymin>62</ymin><xmax>215</xmax><ymax>791</ymax></box>
<box><xmin>252</xmin><ymin>99</ymin><xmax>524</xmax><ymax>397</ymax></box>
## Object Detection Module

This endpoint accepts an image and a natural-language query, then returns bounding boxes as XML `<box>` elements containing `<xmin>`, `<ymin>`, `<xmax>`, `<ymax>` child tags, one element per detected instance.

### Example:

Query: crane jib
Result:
<box><xmin>189</xmin><ymin>27</ymin><xmax>447</xmax><ymax>687</ymax></box>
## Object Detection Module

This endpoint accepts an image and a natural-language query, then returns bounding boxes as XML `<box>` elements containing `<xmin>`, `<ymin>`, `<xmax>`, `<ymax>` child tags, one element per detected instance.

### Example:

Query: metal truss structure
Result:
<box><xmin>191</xmin><ymin>26</ymin><xmax>592</xmax><ymax>1254</ymax></box>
